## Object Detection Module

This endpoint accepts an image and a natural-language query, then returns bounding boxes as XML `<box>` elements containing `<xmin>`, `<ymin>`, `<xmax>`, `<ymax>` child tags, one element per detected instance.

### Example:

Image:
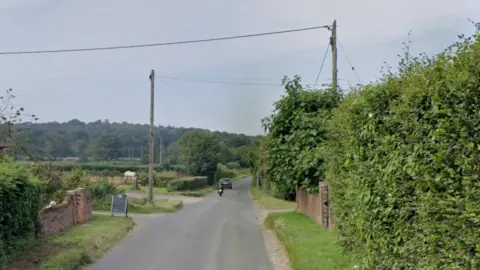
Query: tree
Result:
<box><xmin>0</xmin><ymin>88</ymin><xmax>39</xmax><ymax>159</ymax></box>
<box><xmin>88</xmin><ymin>134</ymin><xmax>123</xmax><ymax>161</ymax></box>
<box><xmin>259</xmin><ymin>75</ymin><xmax>341</xmax><ymax>199</ymax></box>
<box><xmin>179</xmin><ymin>130</ymin><xmax>221</xmax><ymax>179</ymax></box>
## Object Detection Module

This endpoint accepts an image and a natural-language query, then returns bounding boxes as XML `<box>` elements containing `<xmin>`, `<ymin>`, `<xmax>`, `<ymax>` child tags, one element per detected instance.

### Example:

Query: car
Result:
<box><xmin>219</xmin><ymin>178</ymin><xmax>233</xmax><ymax>189</ymax></box>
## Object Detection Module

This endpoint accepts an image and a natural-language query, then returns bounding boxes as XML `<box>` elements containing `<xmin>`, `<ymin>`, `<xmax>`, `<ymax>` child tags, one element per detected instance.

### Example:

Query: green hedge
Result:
<box><xmin>39</xmin><ymin>162</ymin><xmax>165</xmax><ymax>175</ymax></box>
<box><xmin>0</xmin><ymin>161</ymin><xmax>40</xmax><ymax>267</ymax></box>
<box><xmin>325</xmin><ymin>35</ymin><xmax>480</xmax><ymax>268</ymax></box>
<box><xmin>215</xmin><ymin>163</ymin><xmax>234</xmax><ymax>182</ymax></box>
<box><xmin>166</xmin><ymin>177</ymin><xmax>208</xmax><ymax>192</ymax></box>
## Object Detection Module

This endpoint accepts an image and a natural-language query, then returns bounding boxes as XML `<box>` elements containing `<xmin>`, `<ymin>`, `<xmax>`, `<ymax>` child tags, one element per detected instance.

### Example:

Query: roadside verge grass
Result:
<box><xmin>250</xmin><ymin>186</ymin><xmax>296</xmax><ymax>210</ymax></box>
<box><xmin>4</xmin><ymin>215</ymin><xmax>134</xmax><ymax>270</ymax></box>
<box><xmin>94</xmin><ymin>197</ymin><xmax>183</xmax><ymax>214</ymax></box>
<box><xmin>265</xmin><ymin>212</ymin><xmax>353</xmax><ymax>270</ymax></box>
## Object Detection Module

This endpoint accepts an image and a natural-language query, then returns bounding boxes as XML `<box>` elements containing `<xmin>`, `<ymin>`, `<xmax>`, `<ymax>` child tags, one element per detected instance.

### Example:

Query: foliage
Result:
<box><xmin>259</xmin><ymin>76</ymin><xmax>341</xmax><ymax>200</ymax></box>
<box><xmin>89</xmin><ymin>179</ymin><xmax>126</xmax><ymax>210</ymax></box>
<box><xmin>166</xmin><ymin>176</ymin><xmax>208</xmax><ymax>192</ymax></box>
<box><xmin>226</xmin><ymin>161</ymin><xmax>241</xmax><ymax>170</ymax></box>
<box><xmin>7</xmin><ymin>119</ymin><xmax>255</xmax><ymax>166</ymax></box>
<box><xmin>88</xmin><ymin>134</ymin><xmax>123</xmax><ymax>161</ymax></box>
<box><xmin>0</xmin><ymin>88</ymin><xmax>39</xmax><ymax>159</ymax></box>
<box><xmin>179</xmin><ymin>130</ymin><xmax>221</xmax><ymax>181</ymax></box>
<box><xmin>215</xmin><ymin>163</ymin><xmax>235</xmax><ymax>182</ymax></box>
<box><xmin>0</xmin><ymin>160</ymin><xmax>40</xmax><ymax>267</ymax></box>
<box><xmin>37</xmin><ymin>162</ymin><xmax>164</xmax><ymax>174</ymax></box>
<box><xmin>325</xmin><ymin>33</ymin><xmax>480</xmax><ymax>268</ymax></box>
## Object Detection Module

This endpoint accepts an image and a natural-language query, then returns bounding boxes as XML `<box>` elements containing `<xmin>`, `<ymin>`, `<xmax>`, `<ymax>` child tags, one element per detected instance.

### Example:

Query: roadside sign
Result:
<box><xmin>111</xmin><ymin>194</ymin><xmax>128</xmax><ymax>217</ymax></box>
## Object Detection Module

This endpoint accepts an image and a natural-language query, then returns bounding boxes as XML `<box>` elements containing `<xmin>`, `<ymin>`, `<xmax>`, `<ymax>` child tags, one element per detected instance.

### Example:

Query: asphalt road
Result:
<box><xmin>88</xmin><ymin>177</ymin><xmax>273</xmax><ymax>270</ymax></box>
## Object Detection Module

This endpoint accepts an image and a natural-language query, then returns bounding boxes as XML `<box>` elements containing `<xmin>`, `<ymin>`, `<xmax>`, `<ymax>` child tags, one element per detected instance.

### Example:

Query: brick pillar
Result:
<box><xmin>319</xmin><ymin>182</ymin><xmax>329</xmax><ymax>228</ymax></box>
<box><xmin>70</xmin><ymin>188</ymin><xmax>92</xmax><ymax>225</ymax></box>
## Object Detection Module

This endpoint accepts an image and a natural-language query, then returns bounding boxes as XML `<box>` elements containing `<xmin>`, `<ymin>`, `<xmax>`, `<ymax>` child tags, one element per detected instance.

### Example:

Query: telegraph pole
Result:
<box><xmin>148</xmin><ymin>70</ymin><xmax>155</xmax><ymax>202</ymax></box>
<box><xmin>331</xmin><ymin>20</ymin><xmax>338</xmax><ymax>93</ymax></box>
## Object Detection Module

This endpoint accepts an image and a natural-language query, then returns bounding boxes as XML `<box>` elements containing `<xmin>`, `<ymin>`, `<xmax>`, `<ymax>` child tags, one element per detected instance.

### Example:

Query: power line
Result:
<box><xmin>159</xmin><ymin>79</ymin><xmax>229</xmax><ymax>121</ymax></box>
<box><xmin>313</xmin><ymin>43</ymin><xmax>330</xmax><ymax>89</ymax></box>
<box><xmin>0</xmin><ymin>25</ymin><xmax>330</xmax><ymax>56</ymax></box>
<box><xmin>158</xmin><ymin>75</ymin><xmax>282</xmax><ymax>87</ymax></box>
<box><xmin>337</xmin><ymin>37</ymin><xmax>362</xmax><ymax>84</ymax></box>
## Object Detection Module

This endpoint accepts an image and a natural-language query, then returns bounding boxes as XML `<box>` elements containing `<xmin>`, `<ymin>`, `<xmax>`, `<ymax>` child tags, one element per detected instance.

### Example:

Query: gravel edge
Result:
<box><xmin>250</xmin><ymin>190</ymin><xmax>293</xmax><ymax>270</ymax></box>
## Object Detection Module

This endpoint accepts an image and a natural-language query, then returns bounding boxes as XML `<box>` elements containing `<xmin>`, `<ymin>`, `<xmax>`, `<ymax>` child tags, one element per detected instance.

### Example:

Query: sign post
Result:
<box><xmin>111</xmin><ymin>194</ymin><xmax>128</xmax><ymax>218</ymax></box>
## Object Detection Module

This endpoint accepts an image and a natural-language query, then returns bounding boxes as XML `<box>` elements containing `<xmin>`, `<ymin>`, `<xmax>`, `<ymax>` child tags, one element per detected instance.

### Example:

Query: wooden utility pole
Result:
<box><xmin>331</xmin><ymin>20</ymin><xmax>338</xmax><ymax>93</ymax></box>
<box><xmin>148</xmin><ymin>70</ymin><xmax>155</xmax><ymax>202</ymax></box>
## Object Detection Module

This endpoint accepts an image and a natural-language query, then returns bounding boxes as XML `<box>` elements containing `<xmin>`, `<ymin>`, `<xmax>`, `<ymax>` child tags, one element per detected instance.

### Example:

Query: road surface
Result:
<box><xmin>88</xmin><ymin>177</ymin><xmax>273</xmax><ymax>270</ymax></box>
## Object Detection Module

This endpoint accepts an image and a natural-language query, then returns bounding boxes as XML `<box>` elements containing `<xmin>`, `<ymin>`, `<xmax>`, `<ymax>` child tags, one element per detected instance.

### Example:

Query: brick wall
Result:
<box><xmin>38</xmin><ymin>188</ymin><xmax>93</xmax><ymax>236</ymax></box>
<box><xmin>39</xmin><ymin>195</ymin><xmax>75</xmax><ymax>236</ymax></box>
<box><xmin>296</xmin><ymin>182</ymin><xmax>334</xmax><ymax>229</ymax></box>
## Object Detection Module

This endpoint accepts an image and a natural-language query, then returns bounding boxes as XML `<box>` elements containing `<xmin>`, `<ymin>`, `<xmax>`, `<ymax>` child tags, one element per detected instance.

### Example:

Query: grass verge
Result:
<box><xmin>4</xmin><ymin>215</ymin><xmax>134</xmax><ymax>270</ymax></box>
<box><xmin>265</xmin><ymin>212</ymin><xmax>353</xmax><ymax>270</ymax></box>
<box><xmin>250</xmin><ymin>186</ymin><xmax>296</xmax><ymax>210</ymax></box>
<box><xmin>94</xmin><ymin>197</ymin><xmax>183</xmax><ymax>214</ymax></box>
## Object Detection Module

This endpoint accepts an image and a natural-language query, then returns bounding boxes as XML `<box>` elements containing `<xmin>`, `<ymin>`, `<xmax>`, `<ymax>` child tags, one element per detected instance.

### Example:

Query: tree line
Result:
<box><xmin>0</xmin><ymin>118</ymin><xmax>259</xmax><ymax>168</ymax></box>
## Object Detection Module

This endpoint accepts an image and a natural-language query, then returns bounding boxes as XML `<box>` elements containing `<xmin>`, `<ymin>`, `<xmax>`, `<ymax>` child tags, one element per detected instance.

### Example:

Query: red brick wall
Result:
<box><xmin>38</xmin><ymin>188</ymin><xmax>93</xmax><ymax>236</ymax></box>
<box><xmin>39</xmin><ymin>195</ymin><xmax>75</xmax><ymax>236</ymax></box>
<box><xmin>296</xmin><ymin>182</ymin><xmax>334</xmax><ymax>229</ymax></box>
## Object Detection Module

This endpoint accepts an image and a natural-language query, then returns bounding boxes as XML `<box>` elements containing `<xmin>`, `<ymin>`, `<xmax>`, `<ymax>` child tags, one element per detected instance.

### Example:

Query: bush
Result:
<box><xmin>0</xmin><ymin>161</ymin><xmax>40</xmax><ymax>267</ymax></box>
<box><xmin>325</xmin><ymin>34</ymin><xmax>480</xmax><ymax>268</ymax></box>
<box><xmin>43</xmin><ymin>162</ymin><xmax>164</xmax><ymax>174</ymax></box>
<box><xmin>226</xmin><ymin>161</ymin><xmax>241</xmax><ymax>170</ymax></box>
<box><xmin>215</xmin><ymin>163</ymin><xmax>234</xmax><ymax>182</ymax></box>
<box><xmin>166</xmin><ymin>177</ymin><xmax>207</xmax><ymax>192</ymax></box>
<box><xmin>89</xmin><ymin>179</ymin><xmax>125</xmax><ymax>210</ymax></box>
<box><xmin>138</xmin><ymin>171</ymin><xmax>176</xmax><ymax>187</ymax></box>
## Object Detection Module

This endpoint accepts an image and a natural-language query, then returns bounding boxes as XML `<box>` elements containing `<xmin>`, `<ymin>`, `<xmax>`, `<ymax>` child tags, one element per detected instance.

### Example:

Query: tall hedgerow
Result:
<box><xmin>0</xmin><ymin>159</ymin><xmax>41</xmax><ymax>267</ymax></box>
<box><xmin>261</xmin><ymin>76</ymin><xmax>341</xmax><ymax>199</ymax></box>
<box><xmin>325</xmin><ymin>33</ymin><xmax>480</xmax><ymax>269</ymax></box>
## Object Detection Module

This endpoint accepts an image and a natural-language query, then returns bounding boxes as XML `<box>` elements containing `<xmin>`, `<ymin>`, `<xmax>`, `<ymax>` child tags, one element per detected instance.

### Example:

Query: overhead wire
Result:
<box><xmin>0</xmin><ymin>25</ymin><xmax>330</xmax><ymax>55</ymax></box>
<box><xmin>313</xmin><ymin>42</ymin><xmax>330</xmax><ymax>89</ymax></box>
<box><xmin>157</xmin><ymin>75</ymin><xmax>282</xmax><ymax>87</ymax></box>
<box><xmin>159</xmin><ymin>79</ymin><xmax>230</xmax><ymax>121</ymax></box>
<box><xmin>336</xmin><ymin>37</ymin><xmax>362</xmax><ymax>85</ymax></box>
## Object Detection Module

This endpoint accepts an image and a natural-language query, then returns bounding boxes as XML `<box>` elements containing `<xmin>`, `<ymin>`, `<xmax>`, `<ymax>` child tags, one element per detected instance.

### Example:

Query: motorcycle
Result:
<box><xmin>217</xmin><ymin>186</ymin><xmax>223</xmax><ymax>196</ymax></box>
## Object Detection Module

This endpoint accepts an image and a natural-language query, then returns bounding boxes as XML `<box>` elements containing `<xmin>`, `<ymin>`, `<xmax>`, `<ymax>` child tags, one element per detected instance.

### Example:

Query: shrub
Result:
<box><xmin>137</xmin><ymin>171</ymin><xmax>176</xmax><ymax>187</ymax></box>
<box><xmin>0</xmin><ymin>161</ymin><xmax>40</xmax><ymax>267</ymax></box>
<box><xmin>325</xmin><ymin>34</ymin><xmax>480</xmax><ymax>268</ymax></box>
<box><xmin>215</xmin><ymin>163</ymin><xmax>234</xmax><ymax>182</ymax></box>
<box><xmin>226</xmin><ymin>161</ymin><xmax>241</xmax><ymax>170</ymax></box>
<box><xmin>43</xmin><ymin>162</ymin><xmax>164</xmax><ymax>174</ymax></box>
<box><xmin>89</xmin><ymin>179</ymin><xmax>125</xmax><ymax>210</ymax></box>
<box><xmin>166</xmin><ymin>177</ymin><xmax>207</xmax><ymax>192</ymax></box>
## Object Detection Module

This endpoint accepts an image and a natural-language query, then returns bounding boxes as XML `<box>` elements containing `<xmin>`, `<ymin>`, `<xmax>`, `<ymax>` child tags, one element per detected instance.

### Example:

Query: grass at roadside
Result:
<box><xmin>250</xmin><ymin>186</ymin><xmax>296</xmax><ymax>210</ymax></box>
<box><xmin>265</xmin><ymin>212</ymin><xmax>353</xmax><ymax>270</ymax></box>
<box><xmin>4</xmin><ymin>215</ymin><xmax>134</xmax><ymax>270</ymax></box>
<box><xmin>94</xmin><ymin>198</ymin><xmax>183</xmax><ymax>214</ymax></box>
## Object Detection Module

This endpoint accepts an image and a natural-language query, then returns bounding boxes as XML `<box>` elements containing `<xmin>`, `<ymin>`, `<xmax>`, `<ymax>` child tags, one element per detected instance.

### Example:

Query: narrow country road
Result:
<box><xmin>88</xmin><ymin>177</ymin><xmax>273</xmax><ymax>270</ymax></box>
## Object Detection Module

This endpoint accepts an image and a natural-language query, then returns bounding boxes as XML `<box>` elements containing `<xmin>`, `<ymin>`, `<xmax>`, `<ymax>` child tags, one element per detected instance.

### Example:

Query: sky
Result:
<box><xmin>0</xmin><ymin>0</ymin><xmax>479</xmax><ymax>135</ymax></box>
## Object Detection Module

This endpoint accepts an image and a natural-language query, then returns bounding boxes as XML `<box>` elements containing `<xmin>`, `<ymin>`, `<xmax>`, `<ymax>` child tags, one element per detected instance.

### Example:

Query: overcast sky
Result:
<box><xmin>0</xmin><ymin>0</ymin><xmax>479</xmax><ymax>135</ymax></box>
